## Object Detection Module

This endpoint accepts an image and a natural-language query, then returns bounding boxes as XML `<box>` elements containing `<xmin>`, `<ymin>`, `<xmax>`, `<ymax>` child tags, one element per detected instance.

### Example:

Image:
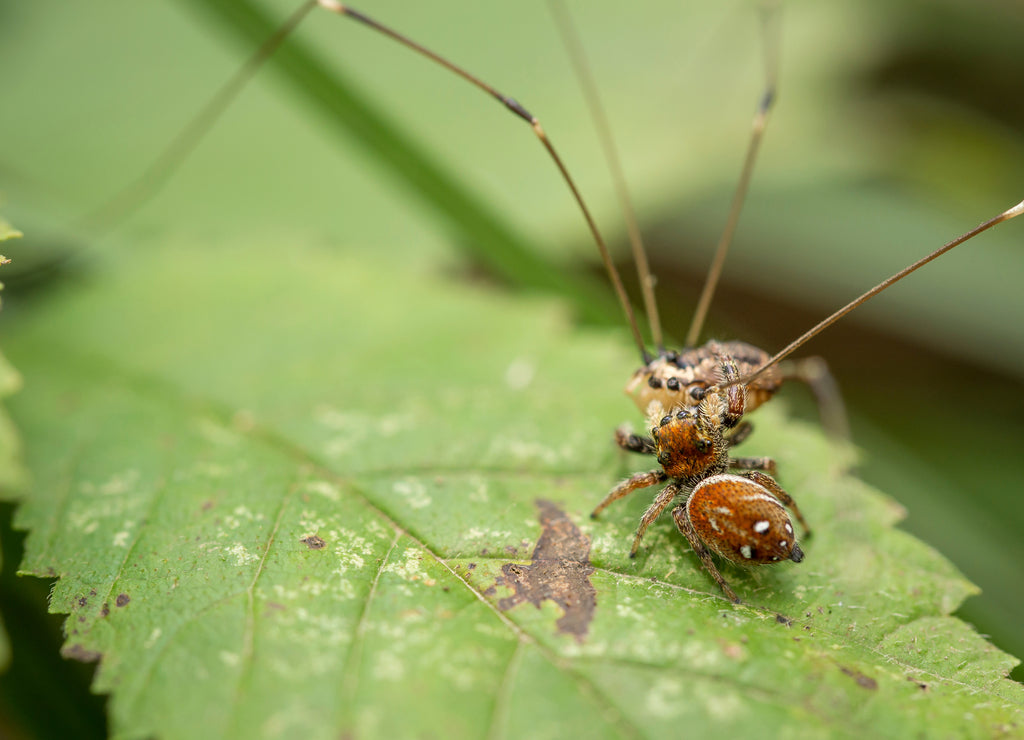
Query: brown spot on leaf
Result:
<box><xmin>100</xmin><ymin>603</ymin><xmax>110</xmax><ymax>617</ymax></box>
<box><xmin>718</xmin><ymin>639</ymin><xmax>743</xmax><ymax>660</ymax></box>
<box><xmin>301</xmin><ymin>535</ymin><xmax>326</xmax><ymax>550</ymax></box>
<box><xmin>61</xmin><ymin>643</ymin><xmax>102</xmax><ymax>663</ymax></box>
<box><xmin>115</xmin><ymin>593</ymin><xmax>130</xmax><ymax>607</ymax></box>
<box><xmin>491</xmin><ymin>500</ymin><xmax>596</xmax><ymax>643</ymax></box>
<box><xmin>775</xmin><ymin>614</ymin><xmax>792</xmax><ymax>626</ymax></box>
<box><xmin>77</xmin><ymin>596</ymin><xmax>88</xmax><ymax>608</ymax></box>
<box><xmin>839</xmin><ymin>665</ymin><xmax>878</xmax><ymax>690</ymax></box>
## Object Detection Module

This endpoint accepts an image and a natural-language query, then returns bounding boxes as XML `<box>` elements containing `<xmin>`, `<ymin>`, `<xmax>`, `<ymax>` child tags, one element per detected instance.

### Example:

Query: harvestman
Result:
<box><xmin>80</xmin><ymin>1</ymin><xmax>1024</xmax><ymax>602</ymax></box>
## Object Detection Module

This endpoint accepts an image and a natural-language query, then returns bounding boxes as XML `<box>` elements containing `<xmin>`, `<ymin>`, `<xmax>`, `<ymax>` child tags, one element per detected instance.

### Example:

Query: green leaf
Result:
<box><xmin>2</xmin><ymin>0</ymin><xmax>1024</xmax><ymax>735</ymax></box>
<box><xmin>0</xmin><ymin>220</ymin><xmax>28</xmax><ymax>670</ymax></box>
<box><xmin>0</xmin><ymin>219</ymin><xmax>23</xmax><ymax>242</ymax></box>
<box><xmin>0</xmin><ymin>350</ymin><xmax>27</xmax><ymax>673</ymax></box>
<box><xmin>3</xmin><ymin>235</ymin><xmax>1021</xmax><ymax>738</ymax></box>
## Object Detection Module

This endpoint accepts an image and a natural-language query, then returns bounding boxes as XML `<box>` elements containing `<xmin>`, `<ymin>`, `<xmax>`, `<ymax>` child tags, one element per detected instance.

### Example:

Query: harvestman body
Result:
<box><xmin>87</xmin><ymin>1</ymin><xmax>1024</xmax><ymax>603</ymax></box>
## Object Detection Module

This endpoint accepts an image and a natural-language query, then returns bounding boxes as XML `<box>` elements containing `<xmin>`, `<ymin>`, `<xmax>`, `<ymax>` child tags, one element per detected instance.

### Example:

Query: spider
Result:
<box><xmin>591</xmin><ymin>344</ymin><xmax>810</xmax><ymax>603</ymax></box>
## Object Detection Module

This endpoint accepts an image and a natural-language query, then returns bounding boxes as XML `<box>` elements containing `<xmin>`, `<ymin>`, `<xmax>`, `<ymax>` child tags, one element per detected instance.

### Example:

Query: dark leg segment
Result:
<box><xmin>615</xmin><ymin>426</ymin><xmax>656</xmax><ymax>455</ymax></box>
<box><xmin>730</xmin><ymin>456</ymin><xmax>777</xmax><ymax>476</ymax></box>
<box><xmin>777</xmin><ymin>356</ymin><xmax>849</xmax><ymax>440</ymax></box>
<box><xmin>629</xmin><ymin>482</ymin><xmax>681</xmax><ymax>558</ymax></box>
<box><xmin>591</xmin><ymin>469</ymin><xmax>667</xmax><ymax>519</ymax></box>
<box><xmin>672</xmin><ymin>505</ymin><xmax>740</xmax><ymax>603</ymax></box>
<box><xmin>726</xmin><ymin>421</ymin><xmax>754</xmax><ymax>447</ymax></box>
<box><xmin>743</xmin><ymin>470</ymin><xmax>811</xmax><ymax>537</ymax></box>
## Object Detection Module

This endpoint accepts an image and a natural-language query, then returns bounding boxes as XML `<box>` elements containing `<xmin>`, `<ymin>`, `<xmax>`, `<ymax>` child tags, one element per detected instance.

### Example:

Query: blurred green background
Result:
<box><xmin>1</xmin><ymin>0</ymin><xmax>1023</xmax><ymax>734</ymax></box>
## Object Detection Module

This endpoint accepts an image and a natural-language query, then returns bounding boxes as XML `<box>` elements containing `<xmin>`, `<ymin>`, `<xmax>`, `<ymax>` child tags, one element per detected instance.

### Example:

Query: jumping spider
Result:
<box><xmin>592</xmin><ymin>345</ymin><xmax>810</xmax><ymax>603</ymax></box>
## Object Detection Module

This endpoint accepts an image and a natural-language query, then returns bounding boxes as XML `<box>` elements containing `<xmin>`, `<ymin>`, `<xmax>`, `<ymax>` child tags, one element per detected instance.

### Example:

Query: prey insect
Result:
<box><xmin>81</xmin><ymin>2</ymin><xmax>1024</xmax><ymax>602</ymax></box>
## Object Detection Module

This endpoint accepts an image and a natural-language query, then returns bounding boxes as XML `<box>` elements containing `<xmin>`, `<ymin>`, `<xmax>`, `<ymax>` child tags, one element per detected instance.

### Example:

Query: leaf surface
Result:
<box><xmin>3</xmin><ymin>236</ymin><xmax>1021</xmax><ymax>738</ymax></box>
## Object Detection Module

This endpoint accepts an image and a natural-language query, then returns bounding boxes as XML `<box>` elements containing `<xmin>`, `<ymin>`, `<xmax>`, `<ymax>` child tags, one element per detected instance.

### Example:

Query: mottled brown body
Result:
<box><xmin>626</xmin><ymin>340</ymin><xmax>780</xmax><ymax>419</ymax></box>
<box><xmin>688</xmin><ymin>474</ymin><xmax>802</xmax><ymax>565</ymax></box>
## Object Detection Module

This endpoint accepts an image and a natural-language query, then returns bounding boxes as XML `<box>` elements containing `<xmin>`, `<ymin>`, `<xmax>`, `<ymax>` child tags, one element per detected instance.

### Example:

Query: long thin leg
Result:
<box><xmin>550</xmin><ymin>0</ymin><xmax>663</xmax><ymax>351</ymax></box>
<box><xmin>672</xmin><ymin>505</ymin><xmax>740</xmax><ymax>603</ymax></box>
<box><xmin>317</xmin><ymin>2</ymin><xmax>649</xmax><ymax>360</ymax></box>
<box><xmin>725</xmin><ymin>200</ymin><xmax>1024</xmax><ymax>388</ymax></box>
<box><xmin>725</xmin><ymin>421</ymin><xmax>754</xmax><ymax>447</ymax></box>
<box><xmin>684</xmin><ymin>2</ymin><xmax>782</xmax><ymax>347</ymax></box>
<box><xmin>777</xmin><ymin>356</ymin><xmax>849</xmax><ymax>439</ymax></box>
<box><xmin>743</xmin><ymin>470</ymin><xmax>810</xmax><ymax>537</ymax></box>
<box><xmin>591</xmin><ymin>469</ymin><xmax>666</xmax><ymax>519</ymax></box>
<box><xmin>730</xmin><ymin>456</ymin><xmax>777</xmax><ymax>476</ymax></box>
<box><xmin>615</xmin><ymin>426</ymin><xmax>656</xmax><ymax>455</ymax></box>
<box><xmin>629</xmin><ymin>482</ymin><xmax>681</xmax><ymax>557</ymax></box>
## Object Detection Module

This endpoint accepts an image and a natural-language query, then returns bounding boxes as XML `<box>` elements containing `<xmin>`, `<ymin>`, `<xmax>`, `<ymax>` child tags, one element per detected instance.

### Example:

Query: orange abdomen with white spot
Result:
<box><xmin>686</xmin><ymin>474</ymin><xmax>803</xmax><ymax>565</ymax></box>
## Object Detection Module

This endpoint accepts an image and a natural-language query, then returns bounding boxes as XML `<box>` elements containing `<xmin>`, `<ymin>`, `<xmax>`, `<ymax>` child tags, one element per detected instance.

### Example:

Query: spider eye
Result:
<box><xmin>689</xmin><ymin>385</ymin><xmax>706</xmax><ymax>401</ymax></box>
<box><xmin>659</xmin><ymin>415</ymin><xmax>672</xmax><ymax>427</ymax></box>
<box><xmin>695</xmin><ymin>438</ymin><xmax>711</xmax><ymax>453</ymax></box>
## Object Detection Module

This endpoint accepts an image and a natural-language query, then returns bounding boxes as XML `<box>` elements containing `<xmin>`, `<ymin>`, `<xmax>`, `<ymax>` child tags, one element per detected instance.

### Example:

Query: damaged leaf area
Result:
<box><xmin>2</xmin><ymin>236</ymin><xmax>1021</xmax><ymax>739</ymax></box>
<box><xmin>488</xmin><ymin>499</ymin><xmax>597</xmax><ymax>643</ymax></box>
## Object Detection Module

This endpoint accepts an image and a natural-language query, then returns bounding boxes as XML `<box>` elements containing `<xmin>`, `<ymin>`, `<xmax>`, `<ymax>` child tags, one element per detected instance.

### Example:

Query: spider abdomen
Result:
<box><xmin>686</xmin><ymin>474</ymin><xmax>803</xmax><ymax>565</ymax></box>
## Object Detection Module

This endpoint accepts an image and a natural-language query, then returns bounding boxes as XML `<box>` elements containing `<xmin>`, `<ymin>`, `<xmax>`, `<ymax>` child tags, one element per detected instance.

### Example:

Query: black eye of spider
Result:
<box><xmin>659</xmin><ymin>415</ymin><xmax>672</xmax><ymax>427</ymax></box>
<box><xmin>666</xmin><ymin>377</ymin><xmax>681</xmax><ymax>390</ymax></box>
<box><xmin>695</xmin><ymin>439</ymin><xmax>711</xmax><ymax>453</ymax></box>
<box><xmin>689</xmin><ymin>386</ymin><xmax>706</xmax><ymax>400</ymax></box>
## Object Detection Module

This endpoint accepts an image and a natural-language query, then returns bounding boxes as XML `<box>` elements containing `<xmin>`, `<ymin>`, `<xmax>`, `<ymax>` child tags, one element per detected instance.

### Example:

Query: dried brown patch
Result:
<box><xmin>115</xmin><ymin>593</ymin><xmax>130</xmax><ymax>607</ymax></box>
<box><xmin>301</xmin><ymin>535</ymin><xmax>327</xmax><ymax>550</ymax></box>
<box><xmin>491</xmin><ymin>500</ymin><xmax>596</xmax><ymax>643</ymax></box>
<box><xmin>839</xmin><ymin>665</ymin><xmax>878</xmax><ymax>690</ymax></box>
<box><xmin>61</xmin><ymin>643</ymin><xmax>102</xmax><ymax>664</ymax></box>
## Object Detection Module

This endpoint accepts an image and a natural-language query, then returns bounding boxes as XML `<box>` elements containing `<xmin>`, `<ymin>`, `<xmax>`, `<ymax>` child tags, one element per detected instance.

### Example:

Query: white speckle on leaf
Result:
<box><xmin>504</xmin><ymin>357</ymin><xmax>535</xmax><ymax>389</ymax></box>
<box><xmin>616</xmin><ymin>602</ymin><xmax>643</xmax><ymax>621</ymax></box>
<box><xmin>112</xmin><ymin>530</ymin><xmax>130</xmax><ymax>547</ymax></box>
<box><xmin>304</xmin><ymin>480</ymin><xmax>340</xmax><ymax>501</ymax></box>
<box><xmin>82</xmin><ymin>520</ymin><xmax>99</xmax><ymax>535</ymax></box>
<box><xmin>384</xmin><ymin>548</ymin><xmax>435</xmax><ymax>586</ymax></box>
<box><xmin>646</xmin><ymin>678</ymin><xmax>684</xmax><ymax>719</ymax></box>
<box><xmin>702</xmin><ymin>687</ymin><xmax>742</xmax><ymax>720</ymax></box>
<box><xmin>100</xmin><ymin>469</ymin><xmax>140</xmax><ymax>496</ymax></box>
<box><xmin>227</xmin><ymin>543</ymin><xmax>259</xmax><ymax>566</ymax></box>
<box><xmin>377</xmin><ymin>414</ymin><xmax>405</xmax><ymax>436</ymax></box>
<box><xmin>465</xmin><ymin>527</ymin><xmax>512</xmax><ymax>541</ymax></box>
<box><xmin>220</xmin><ymin>651</ymin><xmax>240</xmax><ymax>667</ymax></box>
<box><xmin>144</xmin><ymin>628</ymin><xmax>162</xmax><ymax>649</ymax></box>
<box><xmin>272</xmin><ymin>584</ymin><xmax>299</xmax><ymax>601</ymax></box>
<box><xmin>468</xmin><ymin>476</ymin><xmax>489</xmax><ymax>503</ymax></box>
<box><xmin>487</xmin><ymin>436</ymin><xmax>575</xmax><ymax>465</ymax></box>
<box><xmin>372</xmin><ymin>651</ymin><xmax>405</xmax><ymax>681</ymax></box>
<box><xmin>393</xmin><ymin>478</ymin><xmax>431</xmax><ymax>510</ymax></box>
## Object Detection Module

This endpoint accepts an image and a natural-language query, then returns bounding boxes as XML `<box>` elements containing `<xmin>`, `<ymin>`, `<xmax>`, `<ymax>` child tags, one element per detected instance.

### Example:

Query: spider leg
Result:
<box><xmin>742</xmin><ymin>469</ymin><xmax>811</xmax><ymax>537</ymax></box>
<box><xmin>725</xmin><ymin>420</ymin><xmax>754</xmax><ymax>447</ymax></box>
<box><xmin>591</xmin><ymin>469</ymin><xmax>667</xmax><ymax>519</ymax></box>
<box><xmin>729</xmin><ymin>455</ymin><xmax>777</xmax><ymax>476</ymax></box>
<box><xmin>672</xmin><ymin>504</ymin><xmax>740</xmax><ymax>603</ymax></box>
<box><xmin>629</xmin><ymin>482</ymin><xmax>681</xmax><ymax>557</ymax></box>
<box><xmin>614</xmin><ymin>426</ymin><xmax>656</xmax><ymax>455</ymax></box>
